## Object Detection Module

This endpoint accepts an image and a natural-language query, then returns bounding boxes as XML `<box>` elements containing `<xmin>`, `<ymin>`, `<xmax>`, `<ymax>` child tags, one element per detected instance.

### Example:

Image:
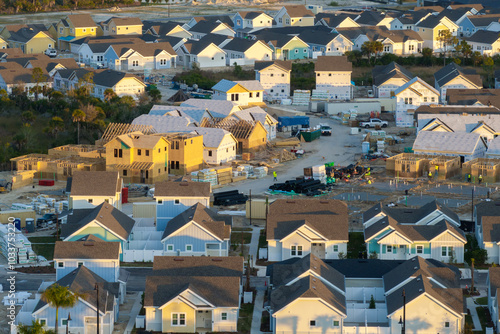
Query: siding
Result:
<box><xmin>162</xmin><ymin>222</ymin><xmax>227</xmax><ymax>254</ymax></box>
<box><xmin>56</xmin><ymin>260</ymin><xmax>118</xmax><ymax>282</ymax></box>
<box><xmin>156</xmin><ymin>197</ymin><xmax>210</xmax><ymax>231</ymax></box>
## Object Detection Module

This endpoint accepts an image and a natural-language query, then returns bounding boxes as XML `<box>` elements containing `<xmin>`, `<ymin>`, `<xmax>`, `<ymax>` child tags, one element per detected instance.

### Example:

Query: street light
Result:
<box><xmin>95</xmin><ymin>283</ymin><xmax>100</xmax><ymax>334</ymax></box>
<box><xmin>398</xmin><ymin>289</ymin><xmax>406</xmax><ymax>334</ymax></box>
<box><xmin>66</xmin><ymin>312</ymin><xmax>71</xmax><ymax>334</ymax></box>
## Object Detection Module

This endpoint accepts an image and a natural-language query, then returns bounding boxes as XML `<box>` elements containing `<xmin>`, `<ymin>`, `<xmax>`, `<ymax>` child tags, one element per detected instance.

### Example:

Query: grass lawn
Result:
<box><xmin>258</xmin><ymin>230</ymin><xmax>267</xmax><ymax>248</ymax></box>
<box><xmin>231</xmin><ymin>232</ymin><xmax>252</xmax><ymax>245</ymax></box>
<box><xmin>347</xmin><ymin>232</ymin><xmax>365</xmax><ymax>259</ymax></box>
<box><xmin>31</xmin><ymin>243</ymin><xmax>54</xmax><ymax>260</ymax></box>
<box><xmin>476</xmin><ymin>306</ymin><xmax>491</xmax><ymax>333</ymax></box>
<box><xmin>238</xmin><ymin>302</ymin><xmax>254</xmax><ymax>334</ymax></box>
<box><xmin>28</xmin><ymin>236</ymin><xmax>58</xmax><ymax>243</ymax></box>
<box><xmin>120</xmin><ymin>262</ymin><xmax>153</xmax><ymax>267</ymax></box>
<box><xmin>476</xmin><ymin>297</ymin><xmax>488</xmax><ymax>305</ymax></box>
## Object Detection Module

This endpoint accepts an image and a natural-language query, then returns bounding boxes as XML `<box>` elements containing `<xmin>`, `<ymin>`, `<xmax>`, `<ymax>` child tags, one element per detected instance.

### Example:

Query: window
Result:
<box><xmin>387</xmin><ymin>245</ymin><xmax>392</xmax><ymax>253</ymax></box>
<box><xmin>211</xmin><ymin>57</ymin><xmax>214</xmax><ymax>60</ymax></box>
<box><xmin>231</xmin><ymin>93</ymin><xmax>239</xmax><ymax>101</ymax></box>
<box><xmin>174</xmin><ymin>199</ymin><xmax>180</xmax><ymax>205</ymax></box>
<box><xmin>270</xmin><ymin>73</ymin><xmax>274</xmax><ymax>77</ymax></box>
<box><xmin>431</xmin><ymin>97</ymin><xmax>435</xmax><ymax>102</ymax></box>
<box><xmin>58</xmin><ymin>262</ymin><xmax>64</xmax><ymax>268</ymax></box>
<box><xmin>333</xmin><ymin>245</ymin><xmax>338</xmax><ymax>252</ymax></box>
<box><xmin>208</xmin><ymin>150</ymin><xmax>212</xmax><ymax>157</ymax></box>
<box><xmin>77</xmin><ymin>262</ymin><xmax>83</xmax><ymax>268</ymax></box>
<box><xmin>160</xmin><ymin>59</ymin><xmax>167</xmax><ymax>65</ymax></box>
<box><xmin>132</xmin><ymin>60</ymin><xmax>139</xmax><ymax>67</ymax></box>
<box><xmin>88</xmin><ymin>199</ymin><xmax>93</xmax><ymax>204</ymax></box>
<box><xmin>158</xmin><ymin>199</ymin><xmax>163</xmax><ymax>205</ymax></box>
<box><xmin>167</xmin><ymin>244</ymin><xmax>174</xmax><ymax>251</ymax></box>
<box><xmin>138</xmin><ymin>149</ymin><xmax>142</xmax><ymax>156</ymax></box>
<box><xmin>294</xmin><ymin>49</ymin><xmax>298</xmax><ymax>53</ymax></box>
<box><xmin>175</xmin><ymin>141</ymin><xmax>179</xmax><ymax>149</ymax></box>
<box><xmin>146</xmin><ymin>150</ymin><xmax>149</xmax><ymax>156</ymax></box>
<box><xmin>329</xmin><ymin>73</ymin><xmax>332</xmax><ymax>77</ymax></box>
<box><xmin>281</xmin><ymin>89</ymin><xmax>284</xmax><ymax>93</ymax></box>
<box><xmin>291</xmin><ymin>245</ymin><xmax>302</xmax><ymax>256</ymax></box>
<box><xmin>282</xmin><ymin>74</ymin><xmax>285</xmax><ymax>77</ymax></box>
<box><xmin>445</xmin><ymin>322</ymin><xmax>450</xmax><ymax>328</ymax></box>
<box><xmin>310</xmin><ymin>320</ymin><xmax>316</xmax><ymax>327</ymax></box>
<box><xmin>423</xmin><ymin>97</ymin><xmax>427</xmax><ymax>102</ymax></box>
<box><xmin>176</xmin><ymin>161</ymin><xmax>179</xmax><ymax>170</ymax></box>
<box><xmin>221</xmin><ymin>313</ymin><xmax>228</xmax><ymax>321</ymax></box>
<box><xmin>40</xmin><ymin>319</ymin><xmax>47</xmax><ymax>326</ymax></box>
<box><xmin>186</xmin><ymin>245</ymin><xmax>193</xmax><ymax>252</ymax></box>
<box><xmin>333</xmin><ymin>321</ymin><xmax>339</xmax><ymax>327</ymax></box>
<box><xmin>114</xmin><ymin>149</ymin><xmax>118</xmax><ymax>157</ymax></box>
<box><xmin>172</xmin><ymin>313</ymin><xmax>186</xmax><ymax>326</ymax></box>
<box><xmin>256</xmin><ymin>92</ymin><xmax>260</xmax><ymax>97</ymax></box>
<box><xmin>416</xmin><ymin>245</ymin><xmax>423</xmax><ymax>254</ymax></box>
<box><xmin>83</xmin><ymin>28</ymin><xmax>86</xmax><ymax>32</ymax></box>
<box><xmin>442</xmin><ymin>246</ymin><xmax>453</xmax><ymax>257</ymax></box>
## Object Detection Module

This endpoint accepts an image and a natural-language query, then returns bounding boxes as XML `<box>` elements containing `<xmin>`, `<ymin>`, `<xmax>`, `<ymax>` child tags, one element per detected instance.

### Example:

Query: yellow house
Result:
<box><xmin>145</xmin><ymin>256</ymin><xmax>243</xmax><ymax>333</ymax></box>
<box><xmin>104</xmin><ymin>132</ymin><xmax>170</xmax><ymax>185</ymax></box>
<box><xmin>0</xmin><ymin>36</ymin><xmax>7</xmax><ymax>49</ymax></box>
<box><xmin>55</xmin><ymin>14</ymin><xmax>97</xmax><ymax>50</ymax></box>
<box><xmin>0</xmin><ymin>24</ymin><xmax>55</xmax><ymax>54</ymax></box>
<box><xmin>162</xmin><ymin>133</ymin><xmax>204</xmax><ymax>175</ymax></box>
<box><xmin>415</xmin><ymin>16</ymin><xmax>458</xmax><ymax>51</ymax></box>
<box><xmin>274</xmin><ymin>5</ymin><xmax>316</xmax><ymax>27</ymax></box>
<box><xmin>101</xmin><ymin>17</ymin><xmax>143</xmax><ymax>36</ymax></box>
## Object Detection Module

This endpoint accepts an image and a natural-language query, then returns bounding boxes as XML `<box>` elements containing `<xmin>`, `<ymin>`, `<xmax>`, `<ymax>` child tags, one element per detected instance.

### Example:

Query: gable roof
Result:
<box><xmin>372</xmin><ymin>61</ymin><xmax>414</xmax><ymax>86</ymax></box>
<box><xmin>103</xmin><ymin>16</ymin><xmax>143</xmax><ymax>27</ymax></box>
<box><xmin>65</xmin><ymin>14</ymin><xmax>96</xmax><ymax>28</ymax></box>
<box><xmin>111</xmin><ymin>132</ymin><xmax>166</xmax><ymax>149</ymax></box>
<box><xmin>155</xmin><ymin>180</ymin><xmax>211</xmax><ymax>198</ymax></box>
<box><xmin>4</xmin><ymin>24</ymin><xmax>52</xmax><ymax>43</ymax></box>
<box><xmin>53</xmin><ymin>239</ymin><xmax>120</xmax><ymax>260</ymax></box>
<box><xmin>212</xmin><ymin>78</ymin><xmax>239</xmax><ymax>92</ymax></box>
<box><xmin>62</xmin><ymin>203</ymin><xmax>135</xmax><ymax>241</ymax></box>
<box><xmin>256</xmin><ymin>31</ymin><xmax>308</xmax><ymax>48</ymax></box>
<box><xmin>298</xmin><ymin>29</ymin><xmax>342</xmax><ymax>46</ymax></box>
<box><xmin>131</xmin><ymin>114</ymin><xmax>193</xmax><ymax>133</ymax></box>
<box><xmin>329</xmin><ymin>258</ymin><xmax>404</xmax><ymax>278</ymax></box>
<box><xmin>355</xmin><ymin>11</ymin><xmax>386</xmax><ymax>25</ymax></box>
<box><xmin>446</xmin><ymin>88</ymin><xmax>500</xmax><ymax>107</ymax></box>
<box><xmin>467</xmin><ymin>30</ymin><xmax>500</xmax><ymax>44</ymax></box>
<box><xmin>181</xmin><ymin>98</ymin><xmax>240</xmax><ymax>115</ymax></box>
<box><xmin>481</xmin><ymin>216</ymin><xmax>500</xmax><ymax>242</ymax></box>
<box><xmin>238</xmin><ymin>11</ymin><xmax>271</xmax><ymax>20</ymax></box>
<box><xmin>70</xmin><ymin>171</ymin><xmax>120</xmax><ymax>196</ymax></box>
<box><xmin>222</xmin><ymin>38</ymin><xmax>270</xmax><ymax>53</ymax></box>
<box><xmin>315</xmin><ymin>55</ymin><xmax>352</xmax><ymax>72</ymax></box>
<box><xmin>161</xmin><ymin>203</ymin><xmax>231</xmax><ymax>240</ymax></box>
<box><xmin>490</xmin><ymin>267</ymin><xmax>500</xmax><ymax>296</ymax></box>
<box><xmin>267</xmin><ymin>199</ymin><xmax>348</xmax><ymax>241</ymax></box>
<box><xmin>254</xmin><ymin>60</ymin><xmax>292</xmax><ymax>72</ymax></box>
<box><xmin>189</xmin><ymin>20</ymin><xmax>234</xmax><ymax>35</ymax></box>
<box><xmin>282</xmin><ymin>5</ymin><xmax>315</xmax><ymax>18</ymax></box>
<box><xmin>182</xmin><ymin>33</ymin><xmax>228</xmax><ymax>55</ymax></box>
<box><xmin>193</xmin><ymin>127</ymin><xmax>234</xmax><ymax>148</ymax></box>
<box><xmin>271</xmin><ymin>276</ymin><xmax>346</xmax><ymax>314</ymax></box>
<box><xmin>413</xmin><ymin>131</ymin><xmax>484</xmax><ymax>155</ymax></box>
<box><xmin>394</xmin><ymin>76</ymin><xmax>440</xmax><ymax>96</ymax></box>
<box><xmin>34</xmin><ymin>266</ymin><xmax>118</xmax><ymax>314</ymax></box>
<box><xmin>434</xmin><ymin>62</ymin><xmax>482</xmax><ymax>88</ymax></box>
<box><xmin>468</xmin><ymin>14</ymin><xmax>500</xmax><ymax>28</ymax></box>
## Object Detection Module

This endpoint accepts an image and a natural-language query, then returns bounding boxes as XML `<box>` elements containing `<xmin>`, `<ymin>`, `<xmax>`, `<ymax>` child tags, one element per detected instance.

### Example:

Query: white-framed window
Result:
<box><xmin>58</xmin><ymin>262</ymin><xmax>64</xmax><ymax>268</ymax></box>
<box><xmin>88</xmin><ymin>199</ymin><xmax>93</xmax><ymax>203</ymax></box>
<box><xmin>186</xmin><ymin>245</ymin><xmax>193</xmax><ymax>252</ymax></box>
<box><xmin>61</xmin><ymin>318</ymin><xmax>69</xmax><ymax>326</ymax></box>
<box><xmin>237</xmin><ymin>19</ymin><xmax>241</xmax><ymax>25</ymax></box>
<box><xmin>174</xmin><ymin>199</ymin><xmax>180</xmax><ymax>205</ymax></box>
<box><xmin>167</xmin><ymin>244</ymin><xmax>174</xmax><ymax>251</ymax></box>
<box><xmin>158</xmin><ymin>199</ymin><xmax>163</xmax><ymax>204</ymax></box>
<box><xmin>333</xmin><ymin>320</ymin><xmax>339</xmax><ymax>327</ymax></box>
<box><xmin>172</xmin><ymin>313</ymin><xmax>186</xmax><ymax>326</ymax></box>
<box><xmin>39</xmin><ymin>319</ymin><xmax>47</xmax><ymax>326</ymax></box>
<box><xmin>416</xmin><ymin>245</ymin><xmax>423</xmax><ymax>254</ymax></box>
<box><xmin>291</xmin><ymin>245</ymin><xmax>302</xmax><ymax>256</ymax></box>
<box><xmin>132</xmin><ymin>60</ymin><xmax>139</xmax><ymax>67</ymax></box>
<box><xmin>160</xmin><ymin>59</ymin><xmax>167</xmax><ymax>65</ymax></box>
<box><xmin>387</xmin><ymin>245</ymin><xmax>392</xmax><ymax>253</ymax></box>
<box><xmin>310</xmin><ymin>320</ymin><xmax>316</xmax><ymax>327</ymax></box>
<box><xmin>333</xmin><ymin>245</ymin><xmax>338</xmax><ymax>252</ymax></box>
<box><xmin>294</xmin><ymin>49</ymin><xmax>298</xmax><ymax>53</ymax></box>
<box><xmin>431</xmin><ymin>97</ymin><xmax>436</xmax><ymax>102</ymax></box>
<box><xmin>445</xmin><ymin>322</ymin><xmax>450</xmax><ymax>327</ymax></box>
<box><xmin>442</xmin><ymin>246</ymin><xmax>453</xmax><ymax>257</ymax></box>
<box><xmin>77</xmin><ymin>261</ymin><xmax>84</xmax><ymax>268</ymax></box>
<box><xmin>221</xmin><ymin>312</ymin><xmax>228</xmax><ymax>321</ymax></box>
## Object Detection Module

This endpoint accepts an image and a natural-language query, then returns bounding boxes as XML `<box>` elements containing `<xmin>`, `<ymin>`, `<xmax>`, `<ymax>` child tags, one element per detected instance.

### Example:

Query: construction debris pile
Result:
<box><xmin>269</xmin><ymin>178</ymin><xmax>332</xmax><ymax>196</ymax></box>
<box><xmin>213</xmin><ymin>190</ymin><xmax>248</xmax><ymax>206</ymax></box>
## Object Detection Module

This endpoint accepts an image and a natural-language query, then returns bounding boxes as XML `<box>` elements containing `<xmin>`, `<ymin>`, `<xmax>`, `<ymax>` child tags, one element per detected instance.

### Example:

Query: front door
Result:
<box><xmin>398</xmin><ymin>245</ymin><xmax>407</xmax><ymax>259</ymax></box>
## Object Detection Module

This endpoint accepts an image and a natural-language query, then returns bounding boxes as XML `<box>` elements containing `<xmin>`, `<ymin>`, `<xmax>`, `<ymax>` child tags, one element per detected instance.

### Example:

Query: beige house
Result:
<box><xmin>434</xmin><ymin>63</ymin><xmax>482</xmax><ymax>102</ymax></box>
<box><xmin>105</xmin><ymin>132</ymin><xmax>170</xmax><ymax>185</ymax></box>
<box><xmin>108</xmin><ymin>41</ymin><xmax>177</xmax><ymax>71</ymax></box>
<box><xmin>314</xmin><ymin>56</ymin><xmax>352</xmax><ymax>100</ymax></box>
<box><xmin>69</xmin><ymin>170</ymin><xmax>122</xmax><ymax>210</ymax></box>
<box><xmin>101</xmin><ymin>17</ymin><xmax>143</xmax><ymax>36</ymax></box>
<box><xmin>372</xmin><ymin>62</ymin><xmax>414</xmax><ymax>98</ymax></box>
<box><xmin>255</xmin><ymin>60</ymin><xmax>292</xmax><ymax>101</ymax></box>
<box><xmin>467</xmin><ymin>30</ymin><xmax>500</xmax><ymax>56</ymax></box>
<box><xmin>192</xmin><ymin>128</ymin><xmax>237</xmax><ymax>165</ymax></box>
<box><xmin>274</xmin><ymin>5</ymin><xmax>316</xmax><ymax>27</ymax></box>
<box><xmin>222</xmin><ymin>39</ymin><xmax>273</xmax><ymax>66</ymax></box>
<box><xmin>394</xmin><ymin>77</ymin><xmax>440</xmax><ymax>127</ymax></box>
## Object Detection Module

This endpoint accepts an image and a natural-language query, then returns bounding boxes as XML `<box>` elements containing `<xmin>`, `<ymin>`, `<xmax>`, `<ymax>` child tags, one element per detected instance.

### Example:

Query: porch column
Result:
<box><xmin>219</xmin><ymin>243</ymin><xmax>222</xmax><ymax>256</ymax></box>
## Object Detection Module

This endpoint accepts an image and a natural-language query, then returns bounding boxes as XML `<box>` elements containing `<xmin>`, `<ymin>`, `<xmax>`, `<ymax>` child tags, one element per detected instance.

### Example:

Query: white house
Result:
<box><xmin>475</xmin><ymin>201</ymin><xmax>500</xmax><ymax>264</ymax></box>
<box><xmin>434</xmin><ymin>63</ymin><xmax>482</xmax><ymax>103</ymax></box>
<box><xmin>255</xmin><ymin>60</ymin><xmax>292</xmax><ymax>101</ymax></box>
<box><xmin>233</xmin><ymin>11</ymin><xmax>274</xmax><ymax>37</ymax></box>
<box><xmin>466</xmin><ymin>30</ymin><xmax>500</xmax><ymax>56</ymax></box>
<box><xmin>314</xmin><ymin>55</ymin><xmax>352</xmax><ymax>100</ymax></box>
<box><xmin>155</xmin><ymin>180</ymin><xmax>211</xmax><ymax>231</ymax></box>
<box><xmin>267</xmin><ymin>199</ymin><xmax>348</xmax><ymax>262</ymax></box>
<box><xmin>177</xmin><ymin>34</ymin><xmax>228</xmax><ymax>69</ymax></box>
<box><xmin>372</xmin><ymin>62</ymin><xmax>414</xmax><ymax>98</ymax></box>
<box><xmin>394</xmin><ymin>77</ymin><xmax>440</xmax><ymax>127</ymax></box>
<box><xmin>188</xmin><ymin>20</ymin><xmax>235</xmax><ymax>40</ymax></box>
<box><xmin>222</xmin><ymin>39</ymin><xmax>273</xmax><ymax>66</ymax></box>
<box><xmin>69</xmin><ymin>171</ymin><xmax>122</xmax><ymax>210</ymax></box>
<box><xmin>363</xmin><ymin>200</ymin><xmax>466</xmax><ymax>262</ymax></box>
<box><xmin>211</xmin><ymin>79</ymin><xmax>264</xmax><ymax>107</ymax></box>
<box><xmin>193</xmin><ymin>128</ymin><xmax>238</xmax><ymax>165</ymax></box>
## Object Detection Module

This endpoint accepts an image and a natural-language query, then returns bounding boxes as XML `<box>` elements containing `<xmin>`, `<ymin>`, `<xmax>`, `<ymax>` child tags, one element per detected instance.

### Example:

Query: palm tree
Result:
<box><xmin>103</xmin><ymin>88</ymin><xmax>117</xmax><ymax>102</ymax></box>
<box><xmin>17</xmin><ymin>320</ymin><xmax>55</xmax><ymax>334</ymax></box>
<box><xmin>41</xmin><ymin>284</ymin><xmax>82</xmax><ymax>334</ymax></box>
<box><xmin>72</xmin><ymin>109</ymin><xmax>86</xmax><ymax>144</ymax></box>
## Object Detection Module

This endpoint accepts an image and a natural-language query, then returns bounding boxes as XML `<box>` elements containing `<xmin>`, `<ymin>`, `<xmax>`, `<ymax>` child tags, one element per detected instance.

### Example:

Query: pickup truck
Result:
<box><xmin>36</xmin><ymin>213</ymin><xmax>57</xmax><ymax>228</ymax></box>
<box><xmin>320</xmin><ymin>124</ymin><xmax>332</xmax><ymax>136</ymax></box>
<box><xmin>359</xmin><ymin>118</ymin><xmax>388</xmax><ymax>128</ymax></box>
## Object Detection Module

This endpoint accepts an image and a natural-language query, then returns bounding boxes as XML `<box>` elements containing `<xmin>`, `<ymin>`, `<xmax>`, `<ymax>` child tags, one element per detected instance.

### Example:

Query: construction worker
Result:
<box><xmin>467</xmin><ymin>174</ymin><xmax>471</xmax><ymax>183</ymax></box>
<box><xmin>479</xmin><ymin>174</ymin><xmax>483</xmax><ymax>184</ymax></box>
<box><xmin>273</xmin><ymin>171</ymin><xmax>277</xmax><ymax>182</ymax></box>
<box><xmin>435</xmin><ymin>165</ymin><xmax>439</xmax><ymax>178</ymax></box>
<box><xmin>366</xmin><ymin>167</ymin><xmax>371</xmax><ymax>177</ymax></box>
<box><xmin>428</xmin><ymin>171</ymin><xmax>432</xmax><ymax>180</ymax></box>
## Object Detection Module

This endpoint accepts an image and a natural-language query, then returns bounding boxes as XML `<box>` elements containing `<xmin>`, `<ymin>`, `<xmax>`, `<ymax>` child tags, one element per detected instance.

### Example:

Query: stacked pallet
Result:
<box><xmin>292</xmin><ymin>90</ymin><xmax>311</xmax><ymax>106</ymax></box>
<box><xmin>191</xmin><ymin>169</ymin><xmax>218</xmax><ymax>186</ymax></box>
<box><xmin>311</xmin><ymin>90</ymin><xmax>329</xmax><ymax>101</ymax></box>
<box><xmin>312</xmin><ymin>165</ymin><xmax>327</xmax><ymax>184</ymax></box>
<box><xmin>217</xmin><ymin>167</ymin><xmax>233</xmax><ymax>186</ymax></box>
<box><xmin>0</xmin><ymin>225</ymin><xmax>36</xmax><ymax>264</ymax></box>
<box><xmin>254</xmin><ymin>167</ymin><xmax>268</xmax><ymax>179</ymax></box>
<box><xmin>31</xmin><ymin>195</ymin><xmax>64</xmax><ymax>214</ymax></box>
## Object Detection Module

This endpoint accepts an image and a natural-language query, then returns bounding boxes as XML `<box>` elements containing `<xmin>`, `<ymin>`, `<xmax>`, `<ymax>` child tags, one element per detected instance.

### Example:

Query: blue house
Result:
<box><xmin>161</xmin><ymin>203</ymin><xmax>231</xmax><ymax>256</ymax></box>
<box><xmin>61</xmin><ymin>203</ymin><xmax>136</xmax><ymax>261</ymax></box>
<box><xmin>53</xmin><ymin>235</ymin><xmax>128</xmax><ymax>304</ymax></box>
<box><xmin>155</xmin><ymin>180</ymin><xmax>211</xmax><ymax>231</ymax></box>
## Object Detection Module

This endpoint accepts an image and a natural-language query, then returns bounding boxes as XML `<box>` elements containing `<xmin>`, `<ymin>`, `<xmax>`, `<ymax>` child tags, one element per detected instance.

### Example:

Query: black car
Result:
<box><xmin>36</xmin><ymin>213</ymin><xmax>57</xmax><ymax>227</ymax></box>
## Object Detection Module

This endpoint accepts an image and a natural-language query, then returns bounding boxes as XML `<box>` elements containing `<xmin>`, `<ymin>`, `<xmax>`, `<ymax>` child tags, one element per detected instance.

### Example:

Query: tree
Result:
<box><xmin>148</xmin><ymin>88</ymin><xmax>162</xmax><ymax>103</ymax></box>
<box><xmin>31</xmin><ymin>67</ymin><xmax>45</xmax><ymax>101</ymax></box>
<box><xmin>72</xmin><ymin>109</ymin><xmax>86</xmax><ymax>144</ymax></box>
<box><xmin>455</xmin><ymin>40</ymin><xmax>472</xmax><ymax>64</ymax></box>
<box><xmin>472</xmin><ymin>51</ymin><xmax>483</xmax><ymax>67</ymax></box>
<box><xmin>361</xmin><ymin>41</ymin><xmax>383</xmax><ymax>65</ymax></box>
<box><xmin>103</xmin><ymin>88</ymin><xmax>117</xmax><ymax>102</ymax></box>
<box><xmin>41</xmin><ymin>284</ymin><xmax>83</xmax><ymax>334</ymax></box>
<box><xmin>17</xmin><ymin>320</ymin><xmax>56</xmax><ymax>334</ymax></box>
<box><xmin>421</xmin><ymin>47</ymin><xmax>433</xmax><ymax>58</ymax></box>
<box><xmin>483</xmin><ymin>56</ymin><xmax>495</xmax><ymax>88</ymax></box>
<box><xmin>45</xmin><ymin>116</ymin><xmax>64</xmax><ymax>139</ymax></box>
<box><xmin>75</xmin><ymin>72</ymin><xmax>94</xmax><ymax>100</ymax></box>
<box><xmin>437</xmin><ymin>30</ymin><xmax>458</xmax><ymax>63</ymax></box>
<box><xmin>369</xmin><ymin>295</ymin><xmax>376</xmax><ymax>309</ymax></box>
<box><xmin>345</xmin><ymin>50</ymin><xmax>363</xmax><ymax>66</ymax></box>
<box><xmin>21</xmin><ymin>110</ymin><xmax>36</xmax><ymax>125</ymax></box>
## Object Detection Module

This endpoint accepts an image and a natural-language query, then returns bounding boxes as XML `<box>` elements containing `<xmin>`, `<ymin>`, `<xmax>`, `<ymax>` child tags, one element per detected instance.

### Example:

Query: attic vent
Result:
<box><xmin>414</xmin><ymin>267</ymin><xmax>417</xmax><ymax>270</ymax></box>
<box><xmin>312</xmin><ymin>278</ymin><xmax>316</xmax><ymax>282</ymax></box>
<box><xmin>411</xmin><ymin>257</ymin><xmax>416</xmax><ymax>261</ymax></box>
<box><xmin>313</xmin><ymin>266</ymin><xmax>317</xmax><ymax>269</ymax></box>
<box><xmin>189</xmin><ymin>216</ymin><xmax>193</xmax><ymax>220</ymax></box>
<box><xmin>312</xmin><ymin>286</ymin><xmax>316</xmax><ymax>289</ymax></box>
<box><xmin>417</xmin><ymin>277</ymin><xmax>421</xmax><ymax>281</ymax></box>
<box><xmin>99</xmin><ymin>216</ymin><xmax>103</xmax><ymax>218</ymax></box>
<box><xmin>212</xmin><ymin>258</ymin><xmax>223</xmax><ymax>262</ymax></box>
<box><xmin>419</xmin><ymin>289</ymin><xmax>423</xmax><ymax>292</ymax></box>
<box><xmin>173</xmin><ymin>258</ymin><xmax>184</xmax><ymax>261</ymax></box>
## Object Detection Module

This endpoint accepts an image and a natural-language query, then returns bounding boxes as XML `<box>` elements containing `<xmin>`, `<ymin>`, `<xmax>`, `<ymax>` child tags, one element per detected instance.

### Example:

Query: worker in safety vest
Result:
<box><xmin>428</xmin><ymin>171</ymin><xmax>432</xmax><ymax>180</ymax></box>
<box><xmin>479</xmin><ymin>174</ymin><xmax>483</xmax><ymax>184</ymax></box>
<box><xmin>467</xmin><ymin>174</ymin><xmax>471</xmax><ymax>183</ymax></box>
<box><xmin>273</xmin><ymin>171</ymin><xmax>277</xmax><ymax>182</ymax></box>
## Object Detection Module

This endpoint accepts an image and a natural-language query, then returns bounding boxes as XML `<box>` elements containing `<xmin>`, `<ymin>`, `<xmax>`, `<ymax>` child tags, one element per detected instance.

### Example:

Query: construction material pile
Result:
<box><xmin>0</xmin><ymin>225</ymin><xmax>36</xmax><ymax>264</ymax></box>
<box><xmin>330</xmin><ymin>164</ymin><xmax>367</xmax><ymax>181</ymax></box>
<box><xmin>192</xmin><ymin>169</ymin><xmax>218</xmax><ymax>186</ymax></box>
<box><xmin>269</xmin><ymin>178</ymin><xmax>332</xmax><ymax>196</ymax></box>
<box><xmin>213</xmin><ymin>190</ymin><xmax>248</xmax><ymax>206</ymax></box>
<box><xmin>30</xmin><ymin>195</ymin><xmax>67</xmax><ymax>215</ymax></box>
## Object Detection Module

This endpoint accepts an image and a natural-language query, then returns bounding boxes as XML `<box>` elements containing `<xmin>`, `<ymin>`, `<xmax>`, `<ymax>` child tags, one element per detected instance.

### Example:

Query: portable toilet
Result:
<box><xmin>14</xmin><ymin>218</ymin><xmax>21</xmax><ymax>231</ymax></box>
<box><xmin>25</xmin><ymin>219</ymin><xmax>35</xmax><ymax>233</ymax></box>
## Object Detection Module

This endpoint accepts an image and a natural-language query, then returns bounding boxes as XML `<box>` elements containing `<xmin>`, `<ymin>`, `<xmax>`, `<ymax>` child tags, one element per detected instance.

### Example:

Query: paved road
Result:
<box><xmin>215</xmin><ymin>116</ymin><xmax>363</xmax><ymax>196</ymax></box>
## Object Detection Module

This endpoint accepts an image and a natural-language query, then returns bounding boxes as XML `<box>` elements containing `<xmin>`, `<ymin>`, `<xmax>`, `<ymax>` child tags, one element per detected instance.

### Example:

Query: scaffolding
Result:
<box><xmin>462</xmin><ymin>158</ymin><xmax>500</xmax><ymax>183</ymax></box>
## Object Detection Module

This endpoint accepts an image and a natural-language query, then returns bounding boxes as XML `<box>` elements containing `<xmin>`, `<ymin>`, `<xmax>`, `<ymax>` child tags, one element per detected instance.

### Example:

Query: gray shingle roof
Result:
<box><xmin>61</xmin><ymin>203</ymin><xmax>135</xmax><ymax>241</ymax></box>
<box><xmin>155</xmin><ymin>180</ymin><xmax>211</xmax><ymax>197</ymax></box>
<box><xmin>223</xmin><ymin>38</ymin><xmax>266</xmax><ymax>53</ymax></box>
<box><xmin>161</xmin><ymin>203</ymin><xmax>231</xmax><ymax>240</ymax></box>
<box><xmin>183</xmin><ymin>33</ymin><xmax>228</xmax><ymax>55</ymax></box>
<box><xmin>372</xmin><ymin>62</ymin><xmax>414</xmax><ymax>86</ymax></box>
<box><xmin>70</xmin><ymin>171</ymin><xmax>120</xmax><ymax>196</ymax></box>
<box><xmin>481</xmin><ymin>216</ymin><xmax>500</xmax><ymax>242</ymax></box>
<box><xmin>132</xmin><ymin>114</ymin><xmax>193</xmax><ymax>132</ymax></box>
<box><xmin>466</xmin><ymin>30</ymin><xmax>500</xmax><ymax>44</ymax></box>
<box><xmin>355</xmin><ymin>11</ymin><xmax>386</xmax><ymax>25</ymax></box>
<box><xmin>267</xmin><ymin>199</ymin><xmax>348</xmax><ymax>241</ymax></box>
<box><xmin>193</xmin><ymin>127</ymin><xmax>233</xmax><ymax>148</ymax></box>
<box><xmin>489</xmin><ymin>267</ymin><xmax>500</xmax><ymax>296</ymax></box>
<box><xmin>181</xmin><ymin>98</ymin><xmax>239</xmax><ymax>115</ymax></box>
<box><xmin>434</xmin><ymin>62</ymin><xmax>482</xmax><ymax>88</ymax></box>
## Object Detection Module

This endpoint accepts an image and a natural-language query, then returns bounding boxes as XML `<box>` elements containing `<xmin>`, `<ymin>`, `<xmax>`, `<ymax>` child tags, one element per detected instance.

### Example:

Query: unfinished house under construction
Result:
<box><xmin>462</xmin><ymin>158</ymin><xmax>500</xmax><ymax>183</ymax></box>
<box><xmin>386</xmin><ymin>153</ymin><xmax>460</xmax><ymax>179</ymax></box>
<box><xmin>200</xmin><ymin>118</ymin><xmax>268</xmax><ymax>154</ymax></box>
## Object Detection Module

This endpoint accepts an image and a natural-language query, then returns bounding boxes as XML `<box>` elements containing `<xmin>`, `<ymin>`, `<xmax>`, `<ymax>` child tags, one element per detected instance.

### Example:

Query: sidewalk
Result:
<box><xmin>124</xmin><ymin>292</ymin><xmax>143</xmax><ymax>333</ymax></box>
<box><xmin>467</xmin><ymin>296</ymin><xmax>484</xmax><ymax>331</ymax></box>
<box><xmin>248</xmin><ymin>226</ymin><xmax>263</xmax><ymax>267</ymax></box>
<box><xmin>251</xmin><ymin>286</ymin><xmax>266</xmax><ymax>334</ymax></box>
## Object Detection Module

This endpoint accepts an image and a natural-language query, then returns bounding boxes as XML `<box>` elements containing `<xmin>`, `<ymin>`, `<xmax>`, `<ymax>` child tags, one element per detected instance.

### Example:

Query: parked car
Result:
<box><xmin>359</xmin><ymin>118</ymin><xmax>388</xmax><ymax>128</ymax></box>
<box><xmin>36</xmin><ymin>213</ymin><xmax>57</xmax><ymax>227</ymax></box>
<box><xmin>320</xmin><ymin>124</ymin><xmax>332</xmax><ymax>136</ymax></box>
<box><xmin>45</xmin><ymin>48</ymin><xmax>57</xmax><ymax>58</ymax></box>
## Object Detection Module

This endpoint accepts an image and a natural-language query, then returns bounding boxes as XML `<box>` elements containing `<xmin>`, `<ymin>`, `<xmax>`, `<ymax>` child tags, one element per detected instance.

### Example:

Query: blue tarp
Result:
<box><xmin>278</xmin><ymin>116</ymin><xmax>310</xmax><ymax>129</ymax></box>
<box><xmin>58</xmin><ymin>36</ymin><xmax>75</xmax><ymax>41</ymax></box>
